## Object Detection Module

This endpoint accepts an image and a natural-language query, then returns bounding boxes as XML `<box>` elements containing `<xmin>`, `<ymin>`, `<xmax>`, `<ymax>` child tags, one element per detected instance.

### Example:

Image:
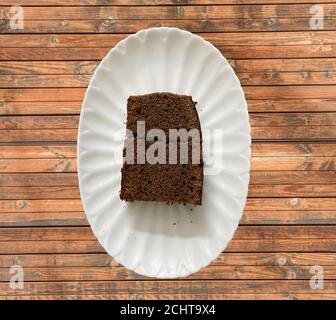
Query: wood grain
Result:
<box><xmin>2</xmin><ymin>184</ymin><xmax>336</xmax><ymax>199</ymax></box>
<box><xmin>2</xmin><ymin>32</ymin><xmax>336</xmax><ymax>48</ymax></box>
<box><xmin>1</xmin><ymin>252</ymin><xmax>336</xmax><ymax>267</ymax></box>
<box><xmin>3</xmin><ymin>128</ymin><xmax>336</xmax><ymax>142</ymax></box>
<box><xmin>0</xmin><ymin>265</ymin><xmax>336</xmax><ymax>281</ymax></box>
<box><xmin>0</xmin><ymin>293</ymin><xmax>334</xmax><ymax>300</ymax></box>
<box><xmin>0</xmin><ymin>0</ymin><xmax>334</xmax><ymax>5</ymax></box>
<box><xmin>1</xmin><ymin>209</ymin><xmax>336</xmax><ymax>226</ymax></box>
<box><xmin>2</xmin><ymin>5</ymin><xmax>336</xmax><ymax>20</ymax></box>
<box><xmin>1</xmin><ymin>1</ymin><xmax>336</xmax><ymax>300</ymax></box>
<box><xmin>1</xmin><ymin>143</ymin><xmax>336</xmax><ymax>158</ymax></box>
<box><xmin>3</xmin><ymin>18</ymin><xmax>336</xmax><ymax>34</ymax></box>
<box><xmin>2</xmin><ymin>171</ymin><xmax>336</xmax><ymax>188</ymax></box>
<box><xmin>1</xmin><ymin>226</ymin><xmax>336</xmax><ymax>241</ymax></box>
<box><xmin>2</xmin><ymin>86</ymin><xmax>336</xmax><ymax>102</ymax></box>
<box><xmin>1</xmin><ymin>239</ymin><xmax>336</xmax><ymax>254</ymax></box>
<box><xmin>3</xmin><ymin>46</ymin><xmax>336</xmax><ymax>60</ymax></box>
<box><xmin>0</xmin><ymin>292</ymin><xmax>334</xmax><ymax>301</ymax></box>
<box><xmin>3</xmin><ymin>197</ymin><xmax>335</xmax><ymax>213</ymax></box>
<box><xmin>1</xmin><ymin>59</ymin><xmax>336</xmax><ymax>75</ymax></box>
<box><xmin>1</xmin><ymin>157</ymin><xmax>336</xmax><ymax>172</ymax></box>
<box><xmin>0</xmin><ymin>280</ymin><xmax>335</xmax><ymax>296</ymax></box>
<box><xmin>2</xmin><ymin>72</ymin><xmax>336</xmax><ymax>87</ymax></box>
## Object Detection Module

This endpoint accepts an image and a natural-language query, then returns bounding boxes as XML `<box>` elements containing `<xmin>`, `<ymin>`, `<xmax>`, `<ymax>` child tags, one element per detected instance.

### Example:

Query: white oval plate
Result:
<box><xmin>78</xmin><ymin>27</ymin><xmax>251</xmax><ymax>278</ymax></box>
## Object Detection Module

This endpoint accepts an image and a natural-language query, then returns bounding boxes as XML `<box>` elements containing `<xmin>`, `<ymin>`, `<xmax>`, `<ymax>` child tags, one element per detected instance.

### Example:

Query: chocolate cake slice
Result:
<box><xmin>120</xmin><ymin>92</ymin><xmax>203</xmax><ymax>205</ymax></box>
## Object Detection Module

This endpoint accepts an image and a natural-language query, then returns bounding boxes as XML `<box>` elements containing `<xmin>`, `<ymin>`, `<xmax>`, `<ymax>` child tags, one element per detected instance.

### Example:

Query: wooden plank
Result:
<box><xmin>0</xmin><ymin>173</ymin><xmax>79</xmax><ymax>186</ymax></box>
<box><xmin>0</xmin><ymin>265</ymin><xmax>335</xmax><ymax>281</ymax></box>
<box><xmin>0</xmin><ymin>35</ymin><xmax>125</xmax><ymax>47</ymax></box>
<box><xmin>0</xmin><ymin>159</ymin><xmax>76</xmax><ymax>173</ymax></box>
<box><xmin>252</xmin><ymin>143</ymin><xmax>336</xmax><ymax>157</ymax></box>
<box><xmin>0</xmin><ymin>240</ymin><xmax>103</xmax><ymax>254</ymax></box>
<box><xmin>0</xmin><ymin>211</ymin><xmax>87</xmax><ymax>227</ymax></box>
<box><xmin>0</xmin><ymin>88</ymin><xmax>85</xmax><ymax>102</ymax></box>
<box><xmin>2</xmin><ymin>128</ymin><xmax>336</xmax><ymax>142</ymax></box>
<box><xmin>251</xmin><ymin>113</ymin><xmax>336</xmax><ymax>127</ymax></box>
<box><xmin>0</xmin><ymin>239</ymin><xmax>335</xmax><ymax>254</ymax></box>
<box><xmin>1</xmin><ymin>157</ymin><xmax>336</xmax><ymax>172</ymax></box>
<box><xmin>0</xmin><ymin>226</ymin><xmax>335</xmax><ymax>241</ymax></box>
<box><xmin>250</xmin><ymin>171</ymin><xmax>336</xmax><ymax>185</ymax></box>
<box><xmin>0</xmin><ymin>144</ymin><xmax>311</xmax><ymax>159</ymax></box>
<box><xmin>0</xmin><ymin>227</ymin><xmax>92</xmax><ymax>240</ymax></box>
<box><xmin>2</xmin><ymin>72</ymin><xmax>336</xmax><ymax>87</ymax></box>
<box><xmin>248</xmin><ymin>184</ymin><xmax>336</xmax><ymax>197</ymax></box>
<box><xmin>2</xmin><ymin>184</ymin><xmax>336</xmax><ymax>199</ymax></box>
<box><xmin>0</xmin><ymin>116</ymin><xmax>79</xmax><ymax>129</ymax></box>
<box><xmin>2</xmin><ymin>5</ymin><xmax>336</xmax><ymax>20</ymax></box>
<box><xmin>1</xmin><ymin>198</ymin><xmax>334</xmax><ymax>212</ymax></box>
<box><xmin>242</xmin><ymin>210</ymin><xmax>336</xmax><ymax>225</ymax></box>
<box><xmin>0</xmin><ymin>48</ymin><xmax>109</xmax><ymax>60</ymax></box>
<box><xmin>1</xmin><ymin>143</ymin><xmax>336</xmax><ymax>159</ymax></box>
<box><xmin>0</xmin><ymin>199</ymin><xmax>83</xmax><ymax>212</ymax></box>
<box><xmin>0</xmin><ymin>186</ymin><xmax>80</xmax><ymax>199</ymax></box>
<box><xmin>0</xmin><ymin>75</ymin><xmax>91</xmax><ymax>88</ymax></box>
<box><xmin>252</xmin><ymin>126</ymin><xmax>336</xmax><ymax>141</ymax></box>
<box><xmin>0</xmin><ymin>101</ymin><xmax>82</xmax><ymax>115</ymax></box>
<box><xmin>0</xmin><ymin>145</ymin><xmax>77</xmax><ymax>159</ymax></box>
<box><xmin>252</xmin><ymin>157</ymin><xmax>336</xmax><ymax>171</ymax></box>
<box><xmin>233</xmin><ymin>59</ymin><xmax>336</xmax><ymax>73</ymax></box>
<box><xmin>0</xmin><ymin>113</ymin><xmax>336</xmax><ymax>142</ymax></box>
<box><xmin>0</xmin><ymin>61</ymin><xmax>98</xmax><ymax>75</ymax></box>
<box><xmin>2</xmin><ymin>113</ymin><xmax>336</xmax><ymax>129</ymax></box>
<box><xmin>1</xmin><ymin>209</ymin><xmax>336</xmax><ymax>226</ymax></box>
<box><xmin>2</xmin><ymin>171</ymin><xmax>335</xmax><ymax>188</ymax></box>
<box><xmin>222</xmin><ymin>45</ymin><xmax>336</xmax><ymax>59</ymax></box>
<box><xmin>0</xmin><ymin>157</ymin><xmax>336</xmax><ymax>175</ymax></box>
<box><xmin>1</xmin><ymin>59</ymin><xmax>336</xmax><ymax>75</ymax></box>
<box><xmin>239</xmin><ymin>72</ymin><xmax>336</xmax><ymax>86</ymax></box>
<box><xmin>0</xmin><ymin>129</ymin><xmax>78</xmax><ymax>143</ymax></box>
<box><xmin>246</xmin><ymin>198</ymin><xmax>336</xmax><ymax>210</ymax></box>
<box><xmin>0</xmin><ymin>0</ymin><xmax>334</xmax><ymax>5</ymax></box>
<box><xmin>1</xmin><ymin>32</ymin><xmax>336</xmax><ymax>48</ymax></box>
<box><xmin>4</xmin><ymin>46</ymin><xmax>336</xmax><ymax>60</ymax></box>
<box><xmin>209</xmin><ymin>252</ymin><xmax>336</xmax><ymax>266</ymax></box>
<box><xmin>248</xmin><ymin>100</ymin><xmax>336</xmax><ymax>112</ymax></box>
<box><xmin>2</xmin><ymin>87</ymin><xmax>336</xmax><ymax>102</ymax></box>
<box><xmin>1</xmin><ymin>293</ymin><xmax>336</xmax><ymax>300</ymax></box>
<box><xmin>1</xmin><ymin>252</ymin><xmax>336</xmax><ymax>267</ymax></box>
<box><xmin>235</xmin><ymin>226</ymin><xmax>336</xmax><ymax>239</ymax></box>
<box><xmin>244</xmin><ymin>86</ymin><xmax>336</xmax><ymax>100</ymax></box>
<box><xmin>3</xmin><ymin>18</ymin><xmax>336</xmax><ymax>34</ymax></box>
<box><xmin>1</xmin><ymin>280</ymin><xmax>336</xmax><ymax>296</ymax></box>
<box><xmin>0</xmin><ymin>253</ymin><xmax>120</xmax><ymax>268</ymax></box>
<box><xmin>8</xmin><ymin>99</ymin><xmax>333</xmax><ymax>115</ymax></box>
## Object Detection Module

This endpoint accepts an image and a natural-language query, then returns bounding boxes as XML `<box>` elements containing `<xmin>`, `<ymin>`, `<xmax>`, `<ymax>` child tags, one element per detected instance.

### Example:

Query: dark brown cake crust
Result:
<box><xmin>120</xmin><ymin>92</ymin><xmax>203</xmax><ymax>205</ymax></box>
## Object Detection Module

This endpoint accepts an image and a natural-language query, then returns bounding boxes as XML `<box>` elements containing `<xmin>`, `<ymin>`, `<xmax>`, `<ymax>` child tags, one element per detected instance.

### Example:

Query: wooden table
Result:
<box><xmin>1</xmin><ymin>0</ymin><xmax>336</xmax><ymax>300</ymax></box>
